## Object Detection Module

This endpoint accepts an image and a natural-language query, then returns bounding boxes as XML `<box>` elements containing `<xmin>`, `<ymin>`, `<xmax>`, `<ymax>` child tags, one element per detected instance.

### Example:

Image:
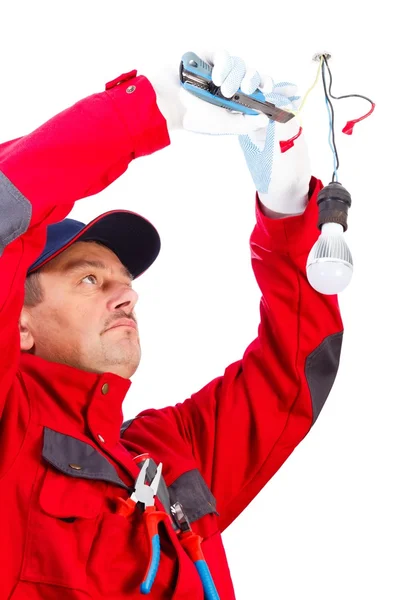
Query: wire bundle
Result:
<box><xmin>321</xmin><ymin>56</ymin><xmax>375</xmax><ymax>181</ymax></box>
<box><xmin>285</xmin><ymin>55</ymin><xmax>376</xmax><ymax>177</ymax></box>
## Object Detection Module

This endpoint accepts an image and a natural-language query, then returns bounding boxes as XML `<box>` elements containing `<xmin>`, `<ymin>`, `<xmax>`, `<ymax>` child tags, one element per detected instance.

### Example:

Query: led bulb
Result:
<box><xmin>306</xmin><ymin>223</ymin><xmax>353</xmax><ymax>295</ymax></box>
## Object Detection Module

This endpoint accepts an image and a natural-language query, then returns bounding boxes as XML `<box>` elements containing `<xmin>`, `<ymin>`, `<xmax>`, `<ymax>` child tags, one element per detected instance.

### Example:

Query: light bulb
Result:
<box><xmin>307</xmin><ymin>181</ymin><xmax>353</xmax><ymax>295</ymax></box>
<box><xmin>307</xmin><ymin>223</ymin><xmax>353</xmax><ymax>294</ymax></box>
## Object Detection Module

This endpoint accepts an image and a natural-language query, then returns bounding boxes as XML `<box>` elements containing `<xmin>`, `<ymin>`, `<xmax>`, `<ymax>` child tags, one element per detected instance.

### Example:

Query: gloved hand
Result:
<box><xmin>148</xmin><ymin>64</ymin><xmax>186</xmax><ymax>132</ymax></box>
<box><xmin>179</xmin><ymin>50</ymin><xmax>312</xmax><ymax>217</ymax></box>
<box><xmin>147</xmin><ymin>50</ymin><xmax>311</xmax><ymax>217</ymax></box>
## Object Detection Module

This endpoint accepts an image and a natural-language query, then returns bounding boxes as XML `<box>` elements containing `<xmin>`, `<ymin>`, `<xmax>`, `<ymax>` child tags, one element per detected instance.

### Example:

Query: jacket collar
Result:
<box><xmin>20</xmin><ymin>353</ymin><xmax>131</xmax><ymax>446</ymax></box>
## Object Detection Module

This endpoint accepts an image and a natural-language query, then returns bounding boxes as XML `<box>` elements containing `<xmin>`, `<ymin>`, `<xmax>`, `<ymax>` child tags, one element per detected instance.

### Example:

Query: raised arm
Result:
<box><xmin>0</xmin><ymin>69</ymin><xmax>169</xmax><ymax>425</ymax></box>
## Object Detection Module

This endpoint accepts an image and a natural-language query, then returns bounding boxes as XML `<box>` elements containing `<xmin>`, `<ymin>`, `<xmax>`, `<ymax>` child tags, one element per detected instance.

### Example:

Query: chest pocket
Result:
<box><xmin>20</xmin><ymin>427</ymin><xmax>130</xmax><ymax>593</ymax></box>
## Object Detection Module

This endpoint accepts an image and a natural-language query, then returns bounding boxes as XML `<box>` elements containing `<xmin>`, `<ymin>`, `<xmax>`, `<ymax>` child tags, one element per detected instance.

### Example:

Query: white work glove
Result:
<box><xmin>148</xmin><ymin>66</ymin><xmax>186</xmax><ymax>132</ymax></box>
<box><xmin>148</xmin><ymin>50</ymin><xmax>311</xmax><ymax>216</ymax></box>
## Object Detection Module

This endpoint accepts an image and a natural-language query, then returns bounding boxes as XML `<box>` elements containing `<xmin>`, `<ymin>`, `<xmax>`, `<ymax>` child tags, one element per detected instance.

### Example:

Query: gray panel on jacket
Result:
<box><xmin>305</xmin><ymin>331</ymin><xmax>343</xmax><ymax>423</ymax></box>
<box><xmin>0</xmin><ymin>171</ymin><xmax>32</xmax><ymax>255</ymax></box>
<box><xmin>169</xmin><ymin>469</ymin><xmax>218</xmax><ymax>524</ymax></box>
<box><xmin>42</xmin><ymin>427</ymin><xmax>131</xmax><ymax>491</ymax></box>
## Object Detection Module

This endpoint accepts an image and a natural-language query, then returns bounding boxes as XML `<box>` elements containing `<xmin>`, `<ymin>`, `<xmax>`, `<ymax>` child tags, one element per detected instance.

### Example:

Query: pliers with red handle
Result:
<box><xmin>172</xmin><ymin>501</ymin><xmax>220</xmax><ymax>600</ymax></box>
<box><xmin>115</xmin><ymin>458</ymin><xmax>169</xmax><ymax>594</ymax></box>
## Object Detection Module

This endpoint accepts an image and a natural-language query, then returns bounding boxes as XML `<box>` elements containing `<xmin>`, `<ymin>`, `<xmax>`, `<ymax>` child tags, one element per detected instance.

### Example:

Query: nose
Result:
<box><xmin>107</xmin><ymin>284</ymin><xmax>138</xmax><ymax>314</ymax></box>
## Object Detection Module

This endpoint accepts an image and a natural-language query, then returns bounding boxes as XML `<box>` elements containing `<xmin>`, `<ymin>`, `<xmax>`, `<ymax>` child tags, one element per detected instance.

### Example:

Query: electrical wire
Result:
<box><xmin>279</xmin><ymin>57</ymin><xmax>323</xmax><ymax>153</ymax></box>
<box><xmin>323</xmin><ymin>56</ymin><xmax>375</xmax><ymax>135</ymax></box>
<box><xmin>321</xmin><ymin>56</ymin><xmax>376</xmax><ymax>181</ymax></box>
<box><xmin>280</xmin><ymin>54</ymin><xmax>375</xmax><ymax>160</ymax></box>
<box><xmin>325</xmin><ymin>94</ymin><xmax>339</xmax><ymax>182</ymax></box>
<box><xmin>293</xmin><ymin>55</ymin><xmax>323</xmax><ymax>117</ymax></box>
<box><xmin>324</xmin><ymin>56</ymin><xmax>374</xmax><ymax>107</ymax></box>
<box><xmin>321</xmin><ymin>59</ymin><xmax>339</xmax><ymax>182</ymax></box>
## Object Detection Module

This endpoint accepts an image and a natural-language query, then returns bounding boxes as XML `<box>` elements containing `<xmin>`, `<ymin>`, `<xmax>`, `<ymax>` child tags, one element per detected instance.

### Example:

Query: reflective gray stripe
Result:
<box><xmin>0</xmin><ymin>171</ymin><xmax>32</xmax><ymax>256</ymax></box>
<box><xmin>169</xmin><ymin>469</ymin><xmax>218</xmax><ymax>523</ymax></box>
<box><xmin>42</xmin><ymin>427</ymin><xmax>131</xmax><ymax>491</ymax></box>
<box><xmin>305</xmin><ymin>331</ymin><xmax>343</xmax><ymax>423</ymax></box>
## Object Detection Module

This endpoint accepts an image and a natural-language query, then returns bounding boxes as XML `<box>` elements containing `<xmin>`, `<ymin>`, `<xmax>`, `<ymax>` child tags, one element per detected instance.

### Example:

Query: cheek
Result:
<box><xmin>33</xmin><ymin>283</ymin><xmax>104</xmax><ymax>340</ymax></box>
<box><xmin>73</xmin><ymin>303</ymin><xmax>102</xmax><ymax>335</ymax></box>
<box><xmin>62</xmin><ymin>300</ymin><xmax>101</xmax><ymax>330</ymax></box>
<box><xmin>34</xmin><ymin>297</ymin><xmax>78</xmax><ymax>332</ymax></box>
<box><xmin>34</xmin><ymin>303</ymin><xmax>73</xmax><ymax>337</ymax></box>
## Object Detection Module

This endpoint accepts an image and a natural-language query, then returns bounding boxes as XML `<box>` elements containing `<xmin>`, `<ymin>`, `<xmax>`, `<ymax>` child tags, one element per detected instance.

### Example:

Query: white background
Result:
<box><xmin>0</xmin><ymin>1</ymin><xmax>392</xmax><ymax>598</ymax></box>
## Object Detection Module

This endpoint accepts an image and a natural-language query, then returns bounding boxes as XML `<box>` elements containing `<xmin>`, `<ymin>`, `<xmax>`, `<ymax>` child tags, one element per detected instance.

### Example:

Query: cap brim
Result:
<box><xmin>29</xmin><ymin>210</ymin><xmax>161</xmax><ymax>279</ymax></box>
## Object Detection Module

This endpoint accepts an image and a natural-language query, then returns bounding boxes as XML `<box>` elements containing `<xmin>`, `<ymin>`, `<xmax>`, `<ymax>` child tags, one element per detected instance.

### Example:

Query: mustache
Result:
<box><xmin>101</xmin><ymin>310</ymin><xmax>137</xmax><ymax>334</ymax></box>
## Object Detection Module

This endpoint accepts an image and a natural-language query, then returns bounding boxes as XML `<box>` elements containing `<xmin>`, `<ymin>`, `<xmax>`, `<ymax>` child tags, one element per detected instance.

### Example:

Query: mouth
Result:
<box><xmin>105</xmin><ymin>319</ymin><xmax>137</xmax><ymax>332</ymax></box>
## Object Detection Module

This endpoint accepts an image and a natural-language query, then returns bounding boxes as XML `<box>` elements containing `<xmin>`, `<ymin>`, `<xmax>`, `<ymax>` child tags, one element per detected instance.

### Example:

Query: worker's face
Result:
<box><xmin>19</xmin><ymin>242</ymin><xmax>140</xmax><ymax>379</ymax></box>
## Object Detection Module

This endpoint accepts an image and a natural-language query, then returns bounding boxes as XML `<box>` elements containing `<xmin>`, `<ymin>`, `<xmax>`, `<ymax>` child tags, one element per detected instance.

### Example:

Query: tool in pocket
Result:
<box><xmin>115</xmin><ymin>458</ymin><xmax>169</xmax><ymax>594</ymax></box>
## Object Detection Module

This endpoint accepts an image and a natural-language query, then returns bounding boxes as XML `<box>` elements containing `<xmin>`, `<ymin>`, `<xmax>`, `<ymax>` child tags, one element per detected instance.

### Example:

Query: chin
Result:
<box><xmin>106</xmin><ymin>351</ymin><xmax>140</xmax><ymax>376</ymax></box>
<box><xmin>102</xmin><ymin>361</ymin><xmax>138</xmax><ymax>379</ymax></box>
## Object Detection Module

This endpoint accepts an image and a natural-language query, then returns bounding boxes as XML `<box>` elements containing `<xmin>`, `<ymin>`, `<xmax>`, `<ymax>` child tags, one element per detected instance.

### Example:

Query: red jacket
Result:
<box><xmin>0</xmin><ymin>68</ymin><xmax>344</xmax><ymax>599</ymax></box>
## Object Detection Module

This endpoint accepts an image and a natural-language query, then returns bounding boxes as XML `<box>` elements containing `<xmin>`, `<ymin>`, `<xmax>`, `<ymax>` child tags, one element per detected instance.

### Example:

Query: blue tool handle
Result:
<box><xmin>140</xmin><ymin>534</ymin><xmax>160</xmax><ymax>594</ymax></box>
<box><xmin>181</xmin><ymin>51</ymin><xmax>213</xmax><ymax>82</ymax></box>
<box><xmin>180</xmin><ymin>51</ymin><xmax>265</xmax><ymax>116</ymax></box>
<box><xmin>194</xmin><ymin>560</ymin><xmax>220</xmax><ymax>600</ymax></box>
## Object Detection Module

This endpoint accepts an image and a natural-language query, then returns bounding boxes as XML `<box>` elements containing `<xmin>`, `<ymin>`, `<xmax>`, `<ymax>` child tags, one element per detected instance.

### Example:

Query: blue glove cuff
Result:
<box><xmin>238</xmin><ymin>86</ymin><xmax>299</xmax><ymax>194</ymax></box>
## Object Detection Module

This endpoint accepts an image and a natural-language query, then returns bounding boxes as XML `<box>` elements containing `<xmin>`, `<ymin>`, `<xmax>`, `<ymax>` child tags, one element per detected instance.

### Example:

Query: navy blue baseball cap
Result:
<box><xmin>28</xmin><ymin>210</ymin><xmax>161</xmax><ymax>278</ymax></box>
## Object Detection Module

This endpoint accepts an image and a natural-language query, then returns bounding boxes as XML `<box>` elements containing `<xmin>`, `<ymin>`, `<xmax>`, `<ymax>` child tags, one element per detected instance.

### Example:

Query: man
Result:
<box><xmin>0</xmin><ymin>50</ymin><xmax>343</xmax><ymax>599</ymax></box>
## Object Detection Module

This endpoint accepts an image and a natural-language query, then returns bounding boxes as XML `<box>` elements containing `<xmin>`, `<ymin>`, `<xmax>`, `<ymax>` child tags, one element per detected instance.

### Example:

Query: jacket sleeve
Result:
<box><xmin>0</xmin><ymin>69</ymin><xmax>170</xmax><ymax>424</ymax></box>
<box><xmin>126</xmin><ymin>176</ymin><xmax>344</xmax><ymax>532</ymax></box>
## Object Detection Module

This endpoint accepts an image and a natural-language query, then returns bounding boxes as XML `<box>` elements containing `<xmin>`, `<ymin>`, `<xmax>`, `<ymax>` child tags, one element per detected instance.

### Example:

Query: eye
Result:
<box><xmin>81</xmin><ymin>274</ymin><xmax>98</xmax><ymax>285</ymax></box>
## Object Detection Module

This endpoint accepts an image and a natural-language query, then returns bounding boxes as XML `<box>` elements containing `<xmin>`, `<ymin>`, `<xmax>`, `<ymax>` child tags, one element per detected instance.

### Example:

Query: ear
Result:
<box><xmin>19</xmin><ymin>307</ymin><xmax>35</xmax><ymax>352</ymax></box>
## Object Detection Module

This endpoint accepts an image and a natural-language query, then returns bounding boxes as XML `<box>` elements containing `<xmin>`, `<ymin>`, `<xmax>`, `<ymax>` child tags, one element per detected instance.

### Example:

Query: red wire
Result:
<box><xmin>279</xmin><ymin>126</ymin><xmax>303</xmax><ymax>153</ymax></box>
<box><xmin>278</xmin><ymin>99</ymin><xmax>375</xmax><ymax>152</ymax></box>
<box><xmin>342</xmin><ymin>102</ymin><xmax>376</xmax><ymax>135</ymax></box>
